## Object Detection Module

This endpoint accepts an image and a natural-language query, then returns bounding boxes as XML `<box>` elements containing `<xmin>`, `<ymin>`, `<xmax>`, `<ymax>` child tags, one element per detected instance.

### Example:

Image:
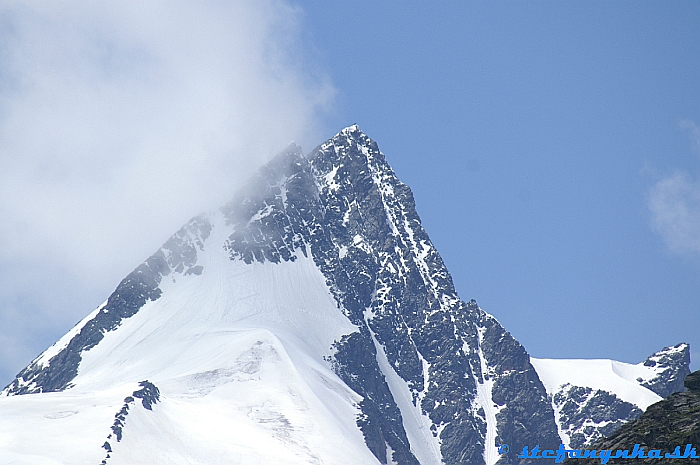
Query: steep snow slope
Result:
<box><xmin>0</xmin><ymin>211</ymin><xmax>377</xmax><ymax>465</ymax></box>
<box><xmin>3</xmin><ymin>126</ymin><xmax>684</xmax><ymax>464</ymax></box>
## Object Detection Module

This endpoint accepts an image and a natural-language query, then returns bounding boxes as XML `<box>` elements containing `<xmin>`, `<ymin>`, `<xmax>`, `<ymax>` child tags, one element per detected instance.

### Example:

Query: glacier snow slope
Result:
<box><xmin>0</xmin><ymin>210</ymin><xmax>379</xmax><ymax>465</ymax></box>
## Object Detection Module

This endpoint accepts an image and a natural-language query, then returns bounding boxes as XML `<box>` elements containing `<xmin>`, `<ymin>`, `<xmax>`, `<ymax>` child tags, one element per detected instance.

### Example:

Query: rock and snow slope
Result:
<box><xmin>1</xmin><ymin>213</ymin><xmax>377</xmax><ymax>465</ymax></box>
<box><xmin>0</xmin><ymin>126</ymin><xmax>688</xmax><ymax>465</ymax></box>
<box><xmin>531</xmin><ymin>343</ymin><xmax>690</xmax><ymax>449</ymax></box>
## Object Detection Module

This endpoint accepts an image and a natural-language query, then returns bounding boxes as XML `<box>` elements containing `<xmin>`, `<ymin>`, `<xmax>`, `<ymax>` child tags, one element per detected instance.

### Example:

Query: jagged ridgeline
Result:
<box><xmin>0</xmin><ymin>126</ymin><xmax>652</xmax><ymax>465</ymax></box>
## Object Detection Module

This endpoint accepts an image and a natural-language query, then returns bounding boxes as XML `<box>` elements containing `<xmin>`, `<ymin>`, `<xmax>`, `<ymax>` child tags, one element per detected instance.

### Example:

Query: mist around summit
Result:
<box><xmin>0</xmin><ymin>0</ymin><xmax>333</xmax><ymax>384</ymax></box>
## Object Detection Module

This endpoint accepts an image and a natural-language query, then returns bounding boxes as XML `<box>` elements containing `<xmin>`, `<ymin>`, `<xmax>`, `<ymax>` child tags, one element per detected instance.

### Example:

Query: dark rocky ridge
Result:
<box><xmin>552</xmin><ymin>384</ymin><xmax>643</xmax><ymax>449</ymax></box>
<box><xmin>540</xmin><ymin>343</ymin><xmax>690</xmax><ymax>450</ymax></box>
<box><xmin>100</xmin><ymin>380</ymin><xmax>161</xmax><ymax>465</ymax></box>
<box><xmin>2</xmin><ymin>217</ymin><xmax>211</xmax><ymax>395</ymax></box>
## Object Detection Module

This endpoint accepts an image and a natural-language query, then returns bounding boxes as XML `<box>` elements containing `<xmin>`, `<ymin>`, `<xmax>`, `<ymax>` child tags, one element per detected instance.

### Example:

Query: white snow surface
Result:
<box><xmin>530</xmin><ymin>357</ymin><xmax>663</xmax><ymax>410</ymax></box>
<box><xmin>0</xmin><ymin>211</ymin><xmax>380</xmax><ymax>465</ymax></box>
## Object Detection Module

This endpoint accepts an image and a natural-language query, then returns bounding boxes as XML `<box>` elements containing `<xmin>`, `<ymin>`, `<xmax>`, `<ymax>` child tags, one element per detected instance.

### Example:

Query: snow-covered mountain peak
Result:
<box><xmin>1</xmin><ymin>126</ymin><xmax>679</xmax><ymax>465</ymax></box>
<box><xmin>337</xmin><ymin>123</ymin><xmax>362</xmax><ymax>137</ymax></box>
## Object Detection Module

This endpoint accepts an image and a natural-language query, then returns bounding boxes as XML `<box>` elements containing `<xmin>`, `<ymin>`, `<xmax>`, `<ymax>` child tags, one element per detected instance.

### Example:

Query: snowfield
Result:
<box><xmin>531</xmin><ymin>358</ymin><xmax>663</xmax><ymax>410</ymax></box>
<box><xmin>0</xmin><ymin>211</ymin><xmax>379</xmax><ymax>465</ymax></box>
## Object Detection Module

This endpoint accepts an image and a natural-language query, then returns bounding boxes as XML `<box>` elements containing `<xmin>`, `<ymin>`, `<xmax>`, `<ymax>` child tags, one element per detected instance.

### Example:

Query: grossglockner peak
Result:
<box><xmin>0</xmin><ymin>126</ymin><xmax>688</xmax><ymax>465</ymax></box>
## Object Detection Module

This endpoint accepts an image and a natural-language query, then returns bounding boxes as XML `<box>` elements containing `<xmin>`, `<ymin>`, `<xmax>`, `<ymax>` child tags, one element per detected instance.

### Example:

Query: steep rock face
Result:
<box><xmin>3</xmin><ymin>125</ymin><xmax>561</xmax><ymax>464</ymax></box>
<box><xmin>551</xmin><ymin>384</ymin><xmax>642</xmax><ymax>449</ymax></box>
<box><xmin>569</xmin><ymin>370</ymin><xmax>700</xmax><ymax>465</ymax></box>
<box><xmin>219</xmin><ymin>126</ymin><xmax>560</xmax><ymax>464</ymax></box>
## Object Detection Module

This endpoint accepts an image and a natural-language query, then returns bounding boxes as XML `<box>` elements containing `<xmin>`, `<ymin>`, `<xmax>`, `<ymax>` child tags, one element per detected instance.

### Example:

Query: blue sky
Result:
<box><xmin>0</xmin><ymin>1</ymin><xmax>699</xmax><ymax>384</ymax></box>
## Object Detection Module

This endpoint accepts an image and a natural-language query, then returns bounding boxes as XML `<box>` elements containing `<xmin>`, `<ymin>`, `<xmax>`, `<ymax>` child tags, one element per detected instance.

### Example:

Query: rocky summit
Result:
<box><xmin>0</xmin><ymin>126</ymin><xmax>689</xmax><ymax>465</ymax></box>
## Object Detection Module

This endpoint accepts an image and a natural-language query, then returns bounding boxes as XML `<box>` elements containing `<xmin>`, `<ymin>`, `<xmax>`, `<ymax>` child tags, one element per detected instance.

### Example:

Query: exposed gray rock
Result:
<box><xmin>221</xmin><ymin>126</ymin><xmax>559</xmax><ymax>464</ymax></box>
<box><xmin>640</xmin><ymin>343</ymin><xmax>691</xmax><ymax>398</ymax></box>
<box><xmin>100</xmin><ymin>381</ymin><xmax>160</xmax><ymax>464</ymax></box>
<box><xmin>553</xmin><ymin>384</ymin><xmax>642</xmax><ymax>449</ymax></box>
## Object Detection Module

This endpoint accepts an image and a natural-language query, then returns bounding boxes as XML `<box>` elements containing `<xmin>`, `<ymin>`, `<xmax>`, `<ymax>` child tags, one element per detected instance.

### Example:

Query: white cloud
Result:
<box><xmin>648</xmin><ymin>120</ymin><xmax>700</xmax><ymax>256</ymax></box>
<box><xmin>649</xmin><ymin>171</ymin><xmax>700</xmax><ymax>254</ymax></box>
<box><xmin>0</xmin><ymin>0</ymin><xmax>334</xmax><ymax>382</ymax></box>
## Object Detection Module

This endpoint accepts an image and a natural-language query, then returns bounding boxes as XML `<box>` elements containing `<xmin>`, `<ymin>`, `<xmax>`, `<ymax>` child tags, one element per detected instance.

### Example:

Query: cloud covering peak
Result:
<box><xmin>0</xmin><ymin>0</ymin><xmax>333</xmax><ymax>383</ymax></box>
